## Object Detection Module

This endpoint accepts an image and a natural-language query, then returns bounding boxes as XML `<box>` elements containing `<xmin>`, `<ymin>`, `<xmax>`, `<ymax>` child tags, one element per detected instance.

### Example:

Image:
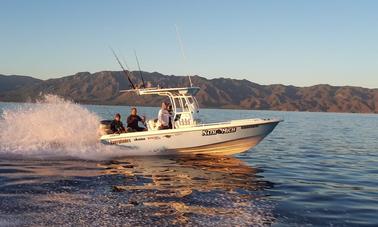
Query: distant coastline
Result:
<box><xmin>1</xmin><ymin>71</ymin><xmax>377</xmax><ymax>114</ymax></box>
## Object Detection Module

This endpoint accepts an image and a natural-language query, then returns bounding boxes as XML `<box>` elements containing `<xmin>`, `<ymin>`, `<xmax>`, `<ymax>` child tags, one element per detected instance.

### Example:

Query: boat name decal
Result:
<box><xmin>202</xmin><ymin>127</ymin><xmax>237</xmax><ymax>136</ymax></box>
<box><xmin>134</xmin><ymin>137</ymin><xmax>146</xmax><ymax>141</ymax></box>
<box><xmin>241</xmin><ymin>124</ymin><xmax>259</xmax><ymax>129</ymax></box>
<box><xmin>108</xmin><ymin>139</ymin><xmax>131</xmax><ymax>145</ymax></box>
<box><xmin>147</xmin><ymin>136</ymin><xmax>161</xmax><ymax>140</ymax></box>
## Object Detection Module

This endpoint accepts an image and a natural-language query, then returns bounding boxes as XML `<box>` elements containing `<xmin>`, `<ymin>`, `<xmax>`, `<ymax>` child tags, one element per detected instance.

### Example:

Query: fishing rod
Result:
<box><xmin>121</xmin><ymin>55</ymin><xmax>135</xmax><ymax>79</ymax></box>
<box><xmin>175</xmin><ymin>24</ymin><xmax>193</xmax><ymax>87</ymax></box>
<box><xmin>133</xmin><ymin>49</ymin><xmax>146</xmax><ymax>88</ymax></box>
<box><xmin>110</xmin><ymin>47</ymin><xmax>136</xmax><ymax>89</ymax></box>
<box><xmin>119</xmin><ymin>51</ymin><xmax>144</xmax><ymax>89</ymax></box>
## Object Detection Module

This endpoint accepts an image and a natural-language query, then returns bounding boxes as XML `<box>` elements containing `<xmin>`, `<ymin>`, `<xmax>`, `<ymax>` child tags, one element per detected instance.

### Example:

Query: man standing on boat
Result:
<box><xmin>167</xmin><ymin>104</ymin><xmax>173</xmax><ymax>129</ymax></box>
<box><xmin>158</xmin><ymin>102</ymin><xmax>171</xmax><ymax>130</ymax></box>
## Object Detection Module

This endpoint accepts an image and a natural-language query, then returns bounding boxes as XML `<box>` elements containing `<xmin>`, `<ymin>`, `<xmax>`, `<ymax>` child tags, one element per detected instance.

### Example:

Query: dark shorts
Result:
<box><xmin>128</xmin><ymin>127</ymin><xmax>145</xmax><ymax>132</ymax></box>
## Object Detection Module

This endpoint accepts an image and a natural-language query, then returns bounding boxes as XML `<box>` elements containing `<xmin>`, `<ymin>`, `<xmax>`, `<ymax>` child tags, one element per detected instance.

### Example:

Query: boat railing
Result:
<box><xmin>193</xmin><ymin>118</ymin><xmax>274</xmax><ymax>128</ymax></box>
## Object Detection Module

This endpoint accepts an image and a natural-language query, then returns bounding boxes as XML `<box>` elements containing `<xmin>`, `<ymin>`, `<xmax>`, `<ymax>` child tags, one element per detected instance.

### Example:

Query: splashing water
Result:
<box><xmin>0</xmin><ymin>95</ymin><xmax>144</xmax><ymax>159</ymax></box>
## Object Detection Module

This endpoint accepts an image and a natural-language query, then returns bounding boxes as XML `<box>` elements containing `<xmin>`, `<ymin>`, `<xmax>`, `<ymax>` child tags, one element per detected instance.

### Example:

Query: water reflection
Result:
<box><xmin>99</xmin><ymin>155</ymin><xmax>275</xmax><ymax>225</ymax></box>
<box><xmin>0</xmin><ymin>155</ymin><xmax>275</xmax><ymax>226</ymax></box>
<box><xmin>102</xmin><ymin>155</ymin><xmax>272</xmax><ymax>193</ymax></box>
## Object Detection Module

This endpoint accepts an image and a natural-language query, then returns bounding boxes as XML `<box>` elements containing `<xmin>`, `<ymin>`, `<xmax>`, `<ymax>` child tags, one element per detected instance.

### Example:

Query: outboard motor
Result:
<box><xmin>99</xmin><ymin>120</ymin><xmax>113</xmax><ymax>135</ymax></box>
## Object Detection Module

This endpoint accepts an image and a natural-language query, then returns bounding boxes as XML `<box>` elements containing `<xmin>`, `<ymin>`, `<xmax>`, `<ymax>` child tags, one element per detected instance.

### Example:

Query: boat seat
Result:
<box><xmin>147</xmin><ymin>119</ymin><xmax>159</xmax><ymax>131</ymax></box>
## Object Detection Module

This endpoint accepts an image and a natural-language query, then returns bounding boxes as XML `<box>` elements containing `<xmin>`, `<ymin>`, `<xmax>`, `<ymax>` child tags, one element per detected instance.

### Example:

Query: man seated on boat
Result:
<box><xmin>158</xmin><ymin>102</ymin><xmax>172</xmax><ymax>130</ymax></box>
<box><xmin>127</xmin><ymin>107</ymin><xmax>147</xmax><ymax>132</ymax></box>
<box><xmin>110</xmin><ymin>113</ymin><xmax>126</xmax><ymax>134</ymax></box>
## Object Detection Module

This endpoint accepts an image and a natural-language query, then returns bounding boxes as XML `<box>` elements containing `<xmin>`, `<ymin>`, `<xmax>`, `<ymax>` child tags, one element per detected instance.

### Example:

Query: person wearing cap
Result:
<box><xmin>158</xmin><ymin>101</ymin><xmax>171</xmax><ymax>130</ymax></box>
<box><xmin>110</xmin><ymin>113</ymin><xmax>126</xmax><ymax>134</ymax></box>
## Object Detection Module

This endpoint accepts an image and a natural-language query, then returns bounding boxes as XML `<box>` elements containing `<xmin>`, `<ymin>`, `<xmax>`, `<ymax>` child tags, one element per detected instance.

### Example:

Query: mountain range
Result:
<box><xmin>0</xmin><ymin>71</ymin><xmax>377</xmax><ymax>113</ymax></box>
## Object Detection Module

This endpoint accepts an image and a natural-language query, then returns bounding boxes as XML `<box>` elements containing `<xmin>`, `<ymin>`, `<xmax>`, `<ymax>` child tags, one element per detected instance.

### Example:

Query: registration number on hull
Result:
<box><xmin>202</xmin><ymin>127</ymin><xmax>237</xmax><ymax>136</ymax></box>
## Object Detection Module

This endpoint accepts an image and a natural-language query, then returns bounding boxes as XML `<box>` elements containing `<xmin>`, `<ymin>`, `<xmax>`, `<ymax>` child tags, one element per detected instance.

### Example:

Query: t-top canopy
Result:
<box><xmin>120</xmin><ymin>87</ymin><xmax>200</xmax><ymax>97</ymax></box>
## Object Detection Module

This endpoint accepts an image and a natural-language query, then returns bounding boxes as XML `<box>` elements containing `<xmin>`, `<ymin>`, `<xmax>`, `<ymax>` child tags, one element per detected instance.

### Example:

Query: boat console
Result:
<box><xmin>120</xmin><ymin>87</ymin><xmax>201</xmax><ymax>129</ymax></box>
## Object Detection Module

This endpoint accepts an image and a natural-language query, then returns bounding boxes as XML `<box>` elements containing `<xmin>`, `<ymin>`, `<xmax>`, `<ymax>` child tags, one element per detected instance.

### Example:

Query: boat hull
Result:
<box><xmin>100</xmin><ymin>118</ymin><xmax>280</xmax><ymax>156</ymax></box>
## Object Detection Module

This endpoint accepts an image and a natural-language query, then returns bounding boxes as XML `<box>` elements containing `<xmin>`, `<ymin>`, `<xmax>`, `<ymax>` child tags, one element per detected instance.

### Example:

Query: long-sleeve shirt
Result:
<box><xmin>127</xmin><ymin>115</ymin><xmax>143</xmax><ymax>130</ymax></box>
<box><xmin>158</xmin><ymin>109</ymin><xmax>170</xmax><ymax>127</ymax></box>
<box><xmin>110</xmin><ymin>120</ymin><xmax>125</xmax><ymax>133</ymax></box>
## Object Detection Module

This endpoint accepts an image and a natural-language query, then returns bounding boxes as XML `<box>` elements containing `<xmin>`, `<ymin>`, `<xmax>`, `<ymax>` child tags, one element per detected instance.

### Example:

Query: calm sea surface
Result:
<box><xmin>0</xmin><ymin>100</ymin><xmax>377</xmax><ymax>226</ymax></box>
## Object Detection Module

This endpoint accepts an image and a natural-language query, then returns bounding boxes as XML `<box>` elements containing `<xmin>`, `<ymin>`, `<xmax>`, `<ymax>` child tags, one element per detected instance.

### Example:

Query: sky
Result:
<box><xmin>0</xmin><ymin>0</ymin><xmax>377</xmax><ymax>88</ymax></box>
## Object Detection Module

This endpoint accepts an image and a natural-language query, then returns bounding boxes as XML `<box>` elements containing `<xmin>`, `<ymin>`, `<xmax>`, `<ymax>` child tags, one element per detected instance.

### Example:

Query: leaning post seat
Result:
<box><xmin>147</xmin><ymin>119</ymin><xmax>159</xmax><ymax>131</ymax></box>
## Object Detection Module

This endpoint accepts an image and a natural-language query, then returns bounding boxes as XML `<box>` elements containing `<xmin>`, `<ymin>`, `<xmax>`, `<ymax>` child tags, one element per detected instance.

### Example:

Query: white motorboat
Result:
<box><xmin>99</xmin><ymin>86</ymin><xmax>281</xmax><ymax>156</ymax></box>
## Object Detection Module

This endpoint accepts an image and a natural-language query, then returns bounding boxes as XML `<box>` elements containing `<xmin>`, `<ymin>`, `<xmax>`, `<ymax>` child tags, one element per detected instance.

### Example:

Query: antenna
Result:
<box><xmin>133</xmin><ymin>49</ymin><xmax>146</xmax><ymax>88</ymax></box>
<box><xmin>110</xmin><ymin>47</ymin><xmax>136</xmax><ymax>89</ymax></box>
<box><xmin>175</xmin><ymin>24</ymin><xmax>193</xmax><ymax>87</ymax></box>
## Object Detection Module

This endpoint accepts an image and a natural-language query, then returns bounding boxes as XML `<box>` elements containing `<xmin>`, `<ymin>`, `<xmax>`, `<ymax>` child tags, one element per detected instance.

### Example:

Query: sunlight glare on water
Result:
<box><xmin>0</xmin><ymin>100</ymin><xmax>377</xmax><ymax>226</ymax></box>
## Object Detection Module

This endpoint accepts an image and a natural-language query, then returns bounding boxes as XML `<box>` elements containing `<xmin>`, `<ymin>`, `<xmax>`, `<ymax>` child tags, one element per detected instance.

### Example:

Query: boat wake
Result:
<box><xmin>0</xmin><ymin>95</ymin><xmax>150</xmax><ymax>160</ymax></box>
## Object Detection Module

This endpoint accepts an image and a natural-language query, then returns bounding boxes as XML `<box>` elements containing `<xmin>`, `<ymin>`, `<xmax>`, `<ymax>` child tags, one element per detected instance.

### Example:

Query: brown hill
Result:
<box><xmin>0</xmin><ymin>74</ymin><xmax>41</xmax><ymax>92</ymax></box>
<box><xmin>0</xmin><ymin>71</ymin><xmax>377</xmax><ymax>113</ymax></box>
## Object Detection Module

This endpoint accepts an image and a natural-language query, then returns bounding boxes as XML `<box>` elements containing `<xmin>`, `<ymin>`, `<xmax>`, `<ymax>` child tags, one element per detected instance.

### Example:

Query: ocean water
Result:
<box><xmin>0</xmin><ymin>96</ymin><xmax>377</xmax><ymax>226</ymax></box>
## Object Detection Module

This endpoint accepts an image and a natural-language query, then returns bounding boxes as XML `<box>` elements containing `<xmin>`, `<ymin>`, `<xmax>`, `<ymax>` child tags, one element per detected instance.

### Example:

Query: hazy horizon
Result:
<box><xmin>1</xmin><ymin>0</ymin><xmax>377</xmax><ymax>88</ymax></box>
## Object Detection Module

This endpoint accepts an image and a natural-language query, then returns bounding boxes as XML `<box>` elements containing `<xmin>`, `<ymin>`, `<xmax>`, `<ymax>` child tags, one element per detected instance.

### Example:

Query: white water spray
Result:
<box><xmin>0</xmin><ymin>95</ymin><xmax>147</xmax><ymax>160</ymax></box>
